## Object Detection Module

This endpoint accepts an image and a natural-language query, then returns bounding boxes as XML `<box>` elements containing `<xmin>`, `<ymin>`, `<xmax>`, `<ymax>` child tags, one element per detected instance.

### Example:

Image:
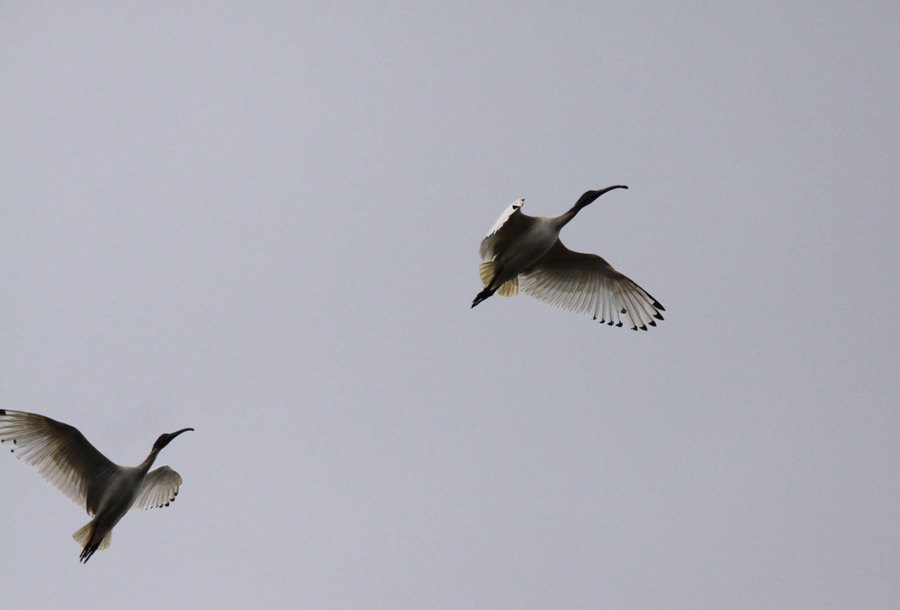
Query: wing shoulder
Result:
<box><xmin>479</xmin><ymin>198</ymin><xmax>534</xmax><ymax>262</ymax></box>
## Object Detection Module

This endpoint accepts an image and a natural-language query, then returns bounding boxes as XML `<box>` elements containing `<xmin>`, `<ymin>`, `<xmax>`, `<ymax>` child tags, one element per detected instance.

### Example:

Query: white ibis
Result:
<box><xmin>472</xmin><ymin>185</ymin><xmax>665</xmax><ymax>330</ymax></box>
<box><xmin>0</xmin><ymin>409</ymin><xmax>193</xmax><ymax>562</ymax></box>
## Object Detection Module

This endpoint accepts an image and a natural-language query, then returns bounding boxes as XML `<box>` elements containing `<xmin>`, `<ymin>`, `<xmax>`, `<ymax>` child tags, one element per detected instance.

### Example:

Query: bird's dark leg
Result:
<box><xmin>80</xmin><ymin>543</ymin><xmax>99</xmax><ymax>563</ymax></box>
<box><xmin>473</xmin><ymin>259</ymin><xmax>508</xmax><ymax>308</ymax></box>
<box><xmin>471</xmin><ymin>286</ymin><xmax>497</xmax><ymax>308</ymax></box>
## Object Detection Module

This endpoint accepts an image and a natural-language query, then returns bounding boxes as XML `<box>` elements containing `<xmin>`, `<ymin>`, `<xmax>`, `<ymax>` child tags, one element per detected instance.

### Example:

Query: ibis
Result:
<box><xmin>472</xmin><ymin>185</ymin><xmax>665</xmax><ymax>329</ymax></box>
<box><xmin>0</xmin><ymin>409</ymin><xmax>193</xmax><ymax>563</ymax></box>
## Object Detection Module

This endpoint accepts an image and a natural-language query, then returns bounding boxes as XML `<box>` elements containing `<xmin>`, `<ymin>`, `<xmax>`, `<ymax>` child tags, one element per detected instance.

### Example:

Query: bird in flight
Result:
<box><xmin>0</xmin><ymin>409</ymin><xmax>193</xmax><ymax>562</ymax></box>
<box><xmin>472</xmin><ymin>185</ymin><xmax>665</xmax><ymax>330</ymax></box>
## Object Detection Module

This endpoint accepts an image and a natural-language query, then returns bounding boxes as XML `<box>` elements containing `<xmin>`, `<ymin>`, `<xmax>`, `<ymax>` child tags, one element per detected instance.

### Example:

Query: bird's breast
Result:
<box><xmin>501</xmin><ymin>222</ymin><xmax>559</xmax><ymax>270</ymax></box>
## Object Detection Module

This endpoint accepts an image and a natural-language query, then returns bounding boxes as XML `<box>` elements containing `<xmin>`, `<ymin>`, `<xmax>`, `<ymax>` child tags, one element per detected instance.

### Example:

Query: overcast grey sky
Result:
<box><xmin>1</xmin><ymin>2</ymin><xmax>898</xmax><ymax>609</ymax></box>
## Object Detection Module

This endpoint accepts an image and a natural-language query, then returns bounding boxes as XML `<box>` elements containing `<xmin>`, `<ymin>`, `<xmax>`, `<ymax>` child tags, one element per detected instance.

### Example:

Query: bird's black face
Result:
<box><xmin>574</xmin><ymin>185</ymin><xmax>628</xmax><ymax>210</ymax></box>
<box><xmin>153</xmin><ymin>427</ymin><xmax>194</xmax><ymax>452</ymax></box>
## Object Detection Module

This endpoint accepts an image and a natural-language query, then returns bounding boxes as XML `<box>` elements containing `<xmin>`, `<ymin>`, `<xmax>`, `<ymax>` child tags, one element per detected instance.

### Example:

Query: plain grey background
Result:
<box><xmin>2</xmin><ymin>2</ymin><xmax>898</xmax><ymax>609</ymax></box>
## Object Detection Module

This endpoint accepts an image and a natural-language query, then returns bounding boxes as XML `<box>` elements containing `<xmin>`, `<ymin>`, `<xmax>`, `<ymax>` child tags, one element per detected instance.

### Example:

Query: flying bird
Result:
<box><xmin>472</xmin><ymin>185</ymin><xmax>665</xmax><ymax>329</ymax></box>
<box><xmin>0</xmin><ymin>409</ymin><xmax>193</xmax><ymax>563</ymax></box>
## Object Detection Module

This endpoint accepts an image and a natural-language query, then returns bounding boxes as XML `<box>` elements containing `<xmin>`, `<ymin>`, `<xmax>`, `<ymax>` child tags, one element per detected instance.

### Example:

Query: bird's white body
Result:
<box><xmin>0</xmin><ymin>409</ymin><xmax>192</xmax><ymax>562</ymax></box>
<box><xmin>472</xmin><ymin>186</ymin><xmax>665</xmax><ymax>330</ymax></box>
<box><xmin>484</xmin><ymin>209</ymin><xmax>563</xmax><ymax>289</ymax></box>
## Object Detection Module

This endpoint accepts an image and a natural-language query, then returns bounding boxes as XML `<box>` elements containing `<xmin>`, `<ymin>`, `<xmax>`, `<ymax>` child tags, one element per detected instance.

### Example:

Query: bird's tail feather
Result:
<box><xmin>478</xmin><ymin>262</ymin><xmax>518</xmax><ymax>296</ymax></box>
<box><xmin>72</xmin><ymin>522</ymin><xmax>92</xmax><ymax>547</ymax></box>
<box><xmin>497</xmin><ymin>278</ymin><xmax>518</xmax><ymax>297</ymax></box>
<box><xmin>73</xmin><ymin>522</ymin><xmax>112</xmax><ymax>563</ymax></box>
<box><xmin>478</xmin><ymin>262</ymin><xmax>494</xmax><ymax>286</ymax></box>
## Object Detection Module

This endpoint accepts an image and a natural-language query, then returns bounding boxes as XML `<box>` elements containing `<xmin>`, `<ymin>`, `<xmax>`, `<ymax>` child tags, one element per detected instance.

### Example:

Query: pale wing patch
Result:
<box><xmin>479</xmin><ymin>199</ymin><xmax>532</xmax><ymax>262</ymax></box>
<box><xmin>0</xmin><ymin>410</ymin><xmax>114</xmax><ymax>509</ymax></box>
<box><xmin>519</xmin><ymin>242</ymin><xmax>664</xmax><ymax>330</ymax></box>
<box><xmin>132</xmin><ymin>465</ymin><xmax>183</xmax><ymax>511</ymax></box>
<box><xmin>484</xmin><ymin>198</ymin><xmax>523</xmax><ymax>239</ymax></box>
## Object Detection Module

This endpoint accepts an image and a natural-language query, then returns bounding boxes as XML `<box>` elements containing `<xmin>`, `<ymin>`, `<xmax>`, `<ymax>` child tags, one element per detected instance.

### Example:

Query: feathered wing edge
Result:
<box><xmin>0</xmin><ymin>409</ymin><xmax>115</xmax><ymax>509</ymax></box>
<box><xmin>132</xmin><ymin>465</ymin><xmax>184</xmax><ymax>511</ymax></box>
<box><xmin>519</xmin><ymin>241</ymin><xmax>665</xmax><ymax>330</ymax></box>
<box><xmin>479</xmin><ymin>199</ymin><xmax>532</xmax><ymax>262</ymax></box>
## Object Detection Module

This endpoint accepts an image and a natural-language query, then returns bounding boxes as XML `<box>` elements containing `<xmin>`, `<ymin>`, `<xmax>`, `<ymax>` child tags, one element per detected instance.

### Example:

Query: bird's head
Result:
<box><xmin>574</xmin><ymin>185</ymin><xmax>628</xmax><ymax>210</ymax></box>
<box><xmin>152</xmin><ymin>428</ymin><xmax>194</xmax><ymax>452</ymax></box>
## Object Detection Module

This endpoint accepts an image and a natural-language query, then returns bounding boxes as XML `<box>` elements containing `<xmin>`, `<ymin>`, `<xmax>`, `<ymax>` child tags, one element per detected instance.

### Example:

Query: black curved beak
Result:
<box><xmin>574</xmin><ymin>184</ymin><xmax>628</xmax><ymax>209</ymax></box>
<box><xmin>153</xmin><ymin>427</ymin><xmax>195</xmax><ymax>451</ymax></box>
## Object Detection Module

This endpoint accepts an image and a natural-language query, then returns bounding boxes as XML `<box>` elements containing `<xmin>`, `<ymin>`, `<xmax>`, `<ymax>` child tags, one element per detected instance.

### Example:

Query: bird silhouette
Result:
<box><xmin>472</xmin><ymin>185</ymin><xmax>665</xmax><ymax>330</ymax></box>
<box><xmin>0</xmin><ymin>409</ymin><xmax>193</xmax><ymax>562</ymax></box>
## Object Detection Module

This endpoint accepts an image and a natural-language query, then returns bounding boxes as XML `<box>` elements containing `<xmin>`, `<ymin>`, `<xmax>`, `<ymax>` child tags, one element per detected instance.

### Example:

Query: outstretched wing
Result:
<box><xmin>132</xmin><ymin>465</ymin><xmax>184</xmax><ymax>510</ymax></box>
<box><xmin>0</xmin><ymin>409</ymin><xmax>116</xmax><ymax>509</ymax></box>
<box><xmin>519</xmin><ymin>240</ymin><xmax>665</xmax><ymax>330</ymax></box>
<box><xmin>479</xmin><ymin>198</ymin><xmax>534</xmax><ymax>262</ymax></box>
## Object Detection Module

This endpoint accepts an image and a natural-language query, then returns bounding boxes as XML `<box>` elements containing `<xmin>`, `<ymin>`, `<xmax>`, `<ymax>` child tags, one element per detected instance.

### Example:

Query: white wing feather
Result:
<box><xmin>132</xmin><ymin>465</ymin><xmax>183</xmax><ymax>511</ymax></box>
<box><xmin>0</xmin><ymin>410</ymin><xmax>115</xmax><ymax>509</ymax></box>
<box><xmin>479</xmin><ymin>199</ymin><xmax>533</xmax><ymax>262</ymax></box>
<box><xmin>485</xmin><ymin>199</ymin><xmax>523</xmax><ymax>237</ymax></box>
<box><xmin>519</xmin><ymin>241</ymin><xmax>665</xmax><ymax>330</ymax></box>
